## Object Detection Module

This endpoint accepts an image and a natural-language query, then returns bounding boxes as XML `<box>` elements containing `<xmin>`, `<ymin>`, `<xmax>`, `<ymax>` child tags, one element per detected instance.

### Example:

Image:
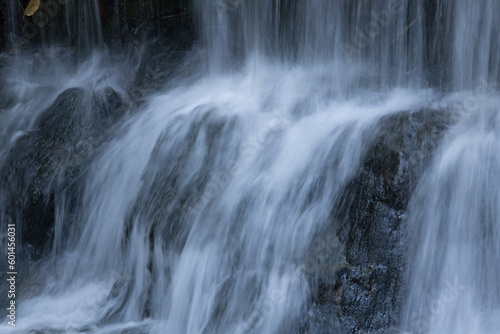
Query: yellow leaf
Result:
<box><xmin>24</xmin><ymin>0</ymin><xmax>40</xmax><ymax>17</ymax></box>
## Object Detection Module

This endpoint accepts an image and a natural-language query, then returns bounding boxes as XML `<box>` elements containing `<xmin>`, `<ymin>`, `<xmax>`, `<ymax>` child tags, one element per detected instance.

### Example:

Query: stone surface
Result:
<box><xmin>1</xmin><ymin>86</ymin><xmax>129</xmax><ymax>262</ymax></box>
<box><xmin>303</xmin><ymin>108</ymin><xmax>457</xmax><ymax>333</ymax></box>
<box><xmin>99</xmin><ymin>0</ymin><xmax>195</xmax><ymax>101</ymax></box>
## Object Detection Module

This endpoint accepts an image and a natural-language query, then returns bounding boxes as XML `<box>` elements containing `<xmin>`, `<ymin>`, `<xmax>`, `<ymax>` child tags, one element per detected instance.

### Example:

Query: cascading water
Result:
<box><xmin>400</xmin><ymin>2</ymin><xmax>500</xmax><ymax>334</ymax></box>
<box><xmin>401</xmin><ymin>95</ymin><xmax>500</xmax><ymax>334</ymax></box>
<box><xmin>1</xmin><ymin>0</ymin><xmax>499</xmax><ymax>333</ymax></box>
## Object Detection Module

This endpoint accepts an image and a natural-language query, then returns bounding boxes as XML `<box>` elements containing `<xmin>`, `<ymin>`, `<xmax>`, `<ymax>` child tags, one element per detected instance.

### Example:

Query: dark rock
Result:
<box><xmin>99</xmin><ymin>0</ymin><xmax>195</xmax><ymax>100</ymax></box>
<box><xmin>1</xmin><ymin>86</ymin><xmax>129</xmax><ymax>262</ymax></box>
<box><xmin>126</xmin><ymin>109</ymin><xmax>239</xmax><ymax>246</ymax></box>
<box><xmin>303</xmin><ymin>108</ymin><xmax>457</xmax><ymax>333</ymax></box>
<box><xmin>336</xmin><ymin>108</ymin><xmax>456</xmax><ymax>333</ymax></box>
<box><xmin>101</xmin><ymin>0</ymin><xmax>192</xmax><ymax>47</ymax></box>
<box><xmin>337</xmin><ymin>264</ymin><xmax>400</xmax><ymax>332</ymax></box>
<box><xmin>299</xmin><ymin>303</ymin><xmax>345</xmax><ymax>333</ymax></box>
<box><xmin>102</xmin><ymin>108</ymin><xmax>240</xmax><ymax>321</ymax></box>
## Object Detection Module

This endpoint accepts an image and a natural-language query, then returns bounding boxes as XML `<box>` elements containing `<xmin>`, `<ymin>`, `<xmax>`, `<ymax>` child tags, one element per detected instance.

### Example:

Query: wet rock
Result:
<box><xmin>0</xmin><ymin>5</ymin><xmax>5</xmax><ymax>52</ymax></box>
<box><xmin>128</xmin><ymin>19</ymin><xmax>196</xmax><ymax>103</ymax></box>
<box><xmin>337</xmin><ymin>108</ymin><xmax>456</xmax><ymax>333</ymax></box>
<box><xmin>304</xmin><ymin>108</ymin><xmax>457</xmax><ymax>333</ymax></box>
<box><xmin>101</xmin><ymin>0</ymin><xmax>192</xmax><ymax>47</ymax></box>
<box><xmin>126</xmin><ymin>109</ymin><xmax>239</xmax><ymax>247</ymax></box>
<box><xmin>1</xmin><ymin>86</ymin><xmax>129</xmax><ymax>261</ymax></box>
<box><xmin>99</xmin><ymin>0</ymin><xmax>195</xmax><ymax>101</ymax></box>
<box><xmin>337</xmin><ymin>264</ymin><xmax>400</xmax><ymax>332</ymax></box>
<box><xmin>102</xmin><ymin>108</ymin><xmax>240</xmax><ymax>321</ymax></box>
<box><xmin>299</xmin><ymin>303</ymin><xmax>345</xmax><ymax>334</ymax></box>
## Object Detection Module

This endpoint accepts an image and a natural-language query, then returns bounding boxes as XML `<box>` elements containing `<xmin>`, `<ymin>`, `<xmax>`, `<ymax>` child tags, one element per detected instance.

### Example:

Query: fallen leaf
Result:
<box><xmin>24</xmin><ymin>0</ymin><xmax>40</xmax><ymax>17</ymax></box>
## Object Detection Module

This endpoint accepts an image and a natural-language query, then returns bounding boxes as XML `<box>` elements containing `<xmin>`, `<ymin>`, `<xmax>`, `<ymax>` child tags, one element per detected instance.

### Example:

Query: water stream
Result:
<box><xmin>1</xmin><ymin>1</ymin><xmax>499</xmax><ymax>333</ymax></box>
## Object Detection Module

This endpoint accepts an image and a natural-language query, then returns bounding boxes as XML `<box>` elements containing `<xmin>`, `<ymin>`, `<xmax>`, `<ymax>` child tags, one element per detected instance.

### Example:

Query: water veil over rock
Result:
<box><xmin>0</xmin><ymin>0</ymin><xmax>499</xmax><ymax>333</ymax></box>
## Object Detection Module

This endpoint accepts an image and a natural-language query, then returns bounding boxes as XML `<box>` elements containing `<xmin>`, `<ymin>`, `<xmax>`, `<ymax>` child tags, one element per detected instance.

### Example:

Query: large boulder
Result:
<box><xmin>103</xmin><ymin>108</ymin><xmax>240</xmax><ymax>321</ymax></box>
<box><xmin>303</xmin><ymin>108</ymin><xmax>457</xmax><ymax>333</ymax></box>
<box><xmin>1</xmin><ymin>86</ymin><xmax>129</xmax><ymax>262</ymax></box>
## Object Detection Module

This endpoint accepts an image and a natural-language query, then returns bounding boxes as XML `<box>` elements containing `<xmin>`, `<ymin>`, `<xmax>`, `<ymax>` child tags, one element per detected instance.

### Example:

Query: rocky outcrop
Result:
<box><xmin>1</xmin><ymin>86</ymin><xmax>129</xmax><ymax>262</ymax></box>
<box><xmin>304</xmin><ymin>108</ymin><xmax>457</xmax><ymax>333</ymax></box>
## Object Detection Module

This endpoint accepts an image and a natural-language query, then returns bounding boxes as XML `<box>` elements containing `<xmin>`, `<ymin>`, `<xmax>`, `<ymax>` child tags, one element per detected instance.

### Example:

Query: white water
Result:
<box><xmin>1</xmin><ymin>0</ymin><xmax>500</xmax><ymax>333</ymax></box>
<box><xmin>1</xmin><ymin>56</ymin><xmax>434</xmax><ymax>333</ymax></box>
<box><xmin>401</xmin><ymin>95</ymin><xmax>500</xmax><ymax>334</ymax></box>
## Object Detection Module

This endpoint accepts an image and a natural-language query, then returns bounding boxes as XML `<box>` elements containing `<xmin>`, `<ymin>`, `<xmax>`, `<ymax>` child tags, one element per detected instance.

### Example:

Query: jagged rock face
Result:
<box><xmin>0</xmin><ymin>86</ymin><xmax>129</xmax><ymax>261</ymax></box>
<box><xmin>302</xmin><ymin>108</ymin><xmax>457</xmax><ymax>333</ymax></box>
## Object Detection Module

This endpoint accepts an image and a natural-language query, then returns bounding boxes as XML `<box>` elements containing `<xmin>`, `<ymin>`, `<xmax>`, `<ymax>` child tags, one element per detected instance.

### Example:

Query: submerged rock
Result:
<box><xmin>102</xmin><ymin>108</ymin><xmax>241</xmax><ymax>321</ymax></box>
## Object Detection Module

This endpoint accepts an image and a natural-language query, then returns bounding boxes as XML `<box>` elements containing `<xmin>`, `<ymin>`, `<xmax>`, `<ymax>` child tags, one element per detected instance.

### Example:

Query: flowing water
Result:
<box><xmin>0</xmin><ymin>0</ymin><xmax>499</xmax><ymax>333</ymax></box>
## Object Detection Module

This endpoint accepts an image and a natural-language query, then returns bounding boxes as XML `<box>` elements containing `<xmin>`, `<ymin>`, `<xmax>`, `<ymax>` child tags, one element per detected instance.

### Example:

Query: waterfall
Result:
<box><xmin>400</xmin><ymin>1</ymin><xmax>500</xmax><ymax>333</ymax></box>
<box><xmin>1</xmin><ymin>0</ymin><xmax>500</xmax><ymax>333</ymax></box>
<box><xmin>195</xmin><ymin>0</ymin><xmax>426</xmax><ymax>87</ymax></box>
<box><xmin>401</xmin><ymin>95</ymin><xmax>500</xmax><ymax>334</ymax></box>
